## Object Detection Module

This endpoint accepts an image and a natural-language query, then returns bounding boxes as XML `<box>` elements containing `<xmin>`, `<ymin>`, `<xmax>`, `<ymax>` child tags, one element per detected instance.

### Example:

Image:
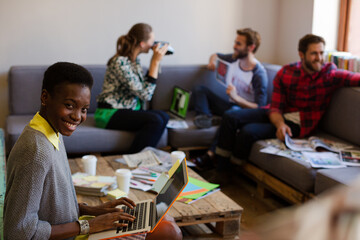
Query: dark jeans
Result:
<box><xmin>216</xmin><ymin>108</ymin><xmax>300</xmax><ymax>160</ymax></box>
<box><xmin>193</xmin><ymin>85</ymin><xmax>237</xmax><ymax>116</ymax></box>
<box><xmin>106</xmin><ymin>109</ymin><xmax>169</xmax><ymax>153</ymax></box>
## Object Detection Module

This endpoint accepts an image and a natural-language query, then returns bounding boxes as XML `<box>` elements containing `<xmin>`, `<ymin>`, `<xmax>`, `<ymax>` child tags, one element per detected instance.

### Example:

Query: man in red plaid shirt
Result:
<box><xmin>213</xmin><ymin>34</ymin><xmax>360</xmax><ymax>170</ymax></box>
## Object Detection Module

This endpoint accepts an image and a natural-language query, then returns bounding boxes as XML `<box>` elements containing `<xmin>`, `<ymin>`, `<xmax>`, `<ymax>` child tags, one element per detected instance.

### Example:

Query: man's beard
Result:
<box><xmin>233</xmin><ymin>49</ymin><xmax>248</xmax><ymax>59</ymax></box>
<box><xmin>304</xmin><ymin>59</ymin><xmax>322</xmax><ymax>72</ymax></box>
<box><xmin>237</xmin><ymin>51</ymin><xmax>248</xmax><ymax>59</ymax></box>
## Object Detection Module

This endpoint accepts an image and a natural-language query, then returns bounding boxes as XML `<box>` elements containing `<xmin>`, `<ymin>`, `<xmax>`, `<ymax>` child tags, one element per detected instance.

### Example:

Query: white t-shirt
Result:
<box><xmin>226</xmin><ymin>59</ymin><xmax>255</xmax><ymax>102</ymax></box>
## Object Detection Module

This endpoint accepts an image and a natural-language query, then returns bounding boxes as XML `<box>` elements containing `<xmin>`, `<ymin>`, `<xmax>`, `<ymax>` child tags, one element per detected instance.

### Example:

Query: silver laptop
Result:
<box><xmin>89</xmin><ymin>159</ymin><xmax>188</xmax><ymax>239</ymax></box>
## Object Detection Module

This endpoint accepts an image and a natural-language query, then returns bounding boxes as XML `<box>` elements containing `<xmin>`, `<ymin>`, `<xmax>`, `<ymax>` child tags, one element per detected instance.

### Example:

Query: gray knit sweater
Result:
<box><xmin>4</xmin><ymin>126</ymin><xmax>79</xmax><ymax>239</ymax></box>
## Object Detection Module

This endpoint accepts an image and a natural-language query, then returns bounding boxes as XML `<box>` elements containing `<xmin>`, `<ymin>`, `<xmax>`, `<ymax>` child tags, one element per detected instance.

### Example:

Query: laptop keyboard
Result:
<box><xmin>117</xmin><ymin>202</ymin><xmax>148</xmax><ymax>233</ymax></box>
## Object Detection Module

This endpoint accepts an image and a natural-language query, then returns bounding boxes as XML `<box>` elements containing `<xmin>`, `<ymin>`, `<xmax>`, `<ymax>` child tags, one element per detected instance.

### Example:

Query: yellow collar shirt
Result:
<box><xmin>29</xmin><ymin>112</ymin><xmax>60</xmax><ymax>151</ymax></box>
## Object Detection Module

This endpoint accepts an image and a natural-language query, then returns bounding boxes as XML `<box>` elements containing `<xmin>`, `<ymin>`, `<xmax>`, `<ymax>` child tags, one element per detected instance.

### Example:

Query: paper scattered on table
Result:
<box><xmin>107</xmin><ymin>189</ymin><xmax>127</xmax><ymax>200</ymax></box>
<box><xmin>123</xmin><ymin>150</ymin><xmax>161</xmax><ymax>168</ymax></box>
<box><xmin>72</xmin><ymin>172</ymin><xmax>117</xmax><ymax>196</ymax></box>
<box><xmin>177</xmin><ymin>177</ymin><xmax>220</xmax><ymax>204</ymax></box>
<box><xmin>129</xmin><ymin>167</ymin><xmax>160</xmax><ymax>191</ymax></box>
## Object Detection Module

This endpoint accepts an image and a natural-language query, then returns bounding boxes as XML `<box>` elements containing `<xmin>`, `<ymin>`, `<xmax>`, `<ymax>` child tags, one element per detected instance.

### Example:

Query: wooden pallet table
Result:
<box><xmin>69</xmin><ymin>155</ymin><xmax>243</xmax><ymax>239</ymax></box>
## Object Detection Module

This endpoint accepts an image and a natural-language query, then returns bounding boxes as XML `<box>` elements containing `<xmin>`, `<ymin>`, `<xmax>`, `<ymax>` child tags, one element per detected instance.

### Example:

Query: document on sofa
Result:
<box><xmin>340</xmin><ymin>150</ymin><xmax>360</xmax><ymax>166</ymax></box>
<box><xmin>302</xmin><ymin>151</ymin><xmax>345</xmax><ymax>168</ymax></box>
<box><xmin>285</xmin><ymin>134</ymin><xmax>343</xmax><ymax>152</ymax></box>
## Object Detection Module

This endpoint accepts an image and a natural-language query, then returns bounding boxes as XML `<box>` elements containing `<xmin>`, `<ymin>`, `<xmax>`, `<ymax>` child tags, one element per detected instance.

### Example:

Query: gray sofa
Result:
<box><xmin>240</xmin><ymin>86</ymin><xmax>360</xmax><ymax>200</ymax></box>
<box><xmin>6</xmin><ymin>63</ymin><xmax>279</xmax><ymax>155</ymax></box>
<box><xmin>6</xmin><ymin>63</ymin><xmax>360</xmax><ymax>200</ymax></box>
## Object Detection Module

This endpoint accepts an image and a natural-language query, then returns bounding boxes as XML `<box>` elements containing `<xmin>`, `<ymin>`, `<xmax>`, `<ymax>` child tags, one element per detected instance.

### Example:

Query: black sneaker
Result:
<box><xmin>211</xmin><ymin>116</ymin><xmax>222</xmax><ymax>126</ymax></box>
<box><xmin>194</xmin><ymin>115</ymin><xmax>212</xmax><ymax>129</ymax></box>
<box><xmin>189</xmin><ymin>153</ymin><xmax>214</xmax><ymax>171</ymax></box>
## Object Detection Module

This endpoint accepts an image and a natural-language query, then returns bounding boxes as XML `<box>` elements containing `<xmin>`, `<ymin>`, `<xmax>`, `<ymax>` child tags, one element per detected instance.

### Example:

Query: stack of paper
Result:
<box><xmin>130</xmin><ymin>168</ymin><xmax>161</xmax><ymax>192</ymax></box>
<box><xmin>177</xmin><ymin>177</ymin><xmax>220</xmax><ymax>204</ymax></box>
<box><xmin>72</xmin><ymin>172</ymin><xmax>117</xmax><ymax>196</ymax></box>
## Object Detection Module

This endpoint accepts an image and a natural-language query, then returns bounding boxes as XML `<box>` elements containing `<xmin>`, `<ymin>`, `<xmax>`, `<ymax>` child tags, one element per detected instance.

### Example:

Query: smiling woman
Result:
<box><xmin>41</xmin><ymin>83</ymin><xmax>91</xmax><ymax>136</ymax></box>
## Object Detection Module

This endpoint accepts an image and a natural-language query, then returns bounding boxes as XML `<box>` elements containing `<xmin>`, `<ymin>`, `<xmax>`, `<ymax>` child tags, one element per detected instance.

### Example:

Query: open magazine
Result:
<box><xmin>215</xmin><ymin>58</ymin><xmax>231</xmax><ymax>86</ymax></box>
<box><xmin>285</xmin><ymin>134</ymin><xmax>340</xmax><ymax>152</ymax></box>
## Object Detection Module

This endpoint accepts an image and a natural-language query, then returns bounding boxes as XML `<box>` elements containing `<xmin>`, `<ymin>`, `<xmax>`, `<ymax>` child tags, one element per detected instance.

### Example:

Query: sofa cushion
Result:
<box><xmin>151</xmin><ymin>65</ymin><xmax>226</xmax><ymax>111</ymax></box>
<box><xmin>320</xmin><ymin>87</ymin><xmax>360</xmax><ymax>146</ymax></box>
<box><xmin>249</xmin><ymin>140</ymin><xmax>317</xmax><ymax>193</ymax></box>
<box><xmin>167</xmin><ymin>111</ymin><xmax>218</xmax><ymax>148</ymax></box>
<box><xmin>315</xmin><ymin>167</ymin><xmax>360</xmax><ymax>194</ymax></box>
<box><xmin>262</xmin><ymin>63</ymin><xmax>282</xmax><ymax>103</ymax></box>
<box><xmin>8</xmin><ymin>65</ymin><xmax>107</xmax><ymax>115</ymax></box>
<box><xmin>6</xmin><ymin>114</ymin><xmax>167</xmax><ymax>154</ymax></box>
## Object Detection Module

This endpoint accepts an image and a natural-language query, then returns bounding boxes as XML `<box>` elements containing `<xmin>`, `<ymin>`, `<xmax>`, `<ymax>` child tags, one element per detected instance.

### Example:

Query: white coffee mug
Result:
<box><xmin>115</xmin><ymin>169</ymin><xmax>132</xmax><ymax>194</ymax></box>
<box><xmin>170</xmin><ymin>151</ymin><xmax>186</xmax><ymax>165</ymax></box>
<box><xmin>81</xmin><ymin>155</ymin><xmax>97</xmax><ymax>176</ymax></box>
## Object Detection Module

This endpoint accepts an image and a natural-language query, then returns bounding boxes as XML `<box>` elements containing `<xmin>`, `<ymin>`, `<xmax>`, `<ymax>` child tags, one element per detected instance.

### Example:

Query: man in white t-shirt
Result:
<box><xmin>191</xmin><ymin>28</ymin><xmax>268</xmax><ymax>170</ymax></box>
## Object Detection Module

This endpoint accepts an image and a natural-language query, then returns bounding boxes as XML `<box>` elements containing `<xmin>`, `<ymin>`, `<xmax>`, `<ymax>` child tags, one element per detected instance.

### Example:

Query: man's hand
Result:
<box><xmin>226</xmin><ymin>84</ymin><xmax>238</xmax><ymax>100</ymax></box>
<box><xmin>276</xmin><ymin>122</ymin><xmax>292</xmax><ymax>141</ymax></box>
<box><xmin>269</xmin><ymin>111</ymin><xmax>292</xmax><ymax>141</ymax></box>
<box><xmin>207</xmin><ymin>53</ymin><xmax>217</xmax><ymax>71</ymax></box>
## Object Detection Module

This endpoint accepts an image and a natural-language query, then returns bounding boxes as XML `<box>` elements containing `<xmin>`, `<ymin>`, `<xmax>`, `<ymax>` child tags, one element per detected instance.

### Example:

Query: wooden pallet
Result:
<box><xmin>69</xmin><ymin>155</ymin><xmax>243</xmax><ymax>239</ymax></box>
<box><xmin>238</xmin><ymin>163</ymin><xmax>315</xmax><ymax>204</ymax></box>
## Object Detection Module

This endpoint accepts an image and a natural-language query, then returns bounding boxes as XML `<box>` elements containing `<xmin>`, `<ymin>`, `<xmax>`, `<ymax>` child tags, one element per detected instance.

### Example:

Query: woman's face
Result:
<box><xmin>140</xmin><ymin>31</ymin><xmax>155</xmax><ymax>53</ymax></box>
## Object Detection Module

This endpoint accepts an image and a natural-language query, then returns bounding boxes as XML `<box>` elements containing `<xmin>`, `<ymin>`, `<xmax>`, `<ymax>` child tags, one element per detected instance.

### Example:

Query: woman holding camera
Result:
<box><xmin>95</xmin><ymin>23</ymin><xmax>169</xmax><ymax>153</ymax></box>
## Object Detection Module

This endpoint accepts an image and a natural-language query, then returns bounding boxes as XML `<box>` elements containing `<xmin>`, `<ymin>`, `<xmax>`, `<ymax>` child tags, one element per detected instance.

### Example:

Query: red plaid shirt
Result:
<box><xmin>270</xmin><ymin>62</ymin><xmax>360</xmax><ymax>138</ymax></box>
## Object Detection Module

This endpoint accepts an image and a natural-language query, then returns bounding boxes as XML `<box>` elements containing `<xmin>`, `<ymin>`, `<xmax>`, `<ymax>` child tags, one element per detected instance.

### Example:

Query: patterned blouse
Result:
<box><xmin>97</xmin><ymin>56</ymin><xmax>157</xmax><ymax>110</ymax></box>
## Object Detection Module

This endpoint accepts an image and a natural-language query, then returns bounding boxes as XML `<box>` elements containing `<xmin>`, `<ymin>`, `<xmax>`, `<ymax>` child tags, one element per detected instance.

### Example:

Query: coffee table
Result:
<box><xmin>69</xmin><ymin>155</ymin><xmax>243</xmax><ymax>239</ymax></box>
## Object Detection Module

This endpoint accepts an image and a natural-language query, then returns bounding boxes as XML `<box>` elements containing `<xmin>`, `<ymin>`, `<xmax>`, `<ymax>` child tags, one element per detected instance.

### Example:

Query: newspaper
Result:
<box><xmin>123</xmin><ymin>150</ymin><xmax>161</xmax><ymax>168</ymax></box>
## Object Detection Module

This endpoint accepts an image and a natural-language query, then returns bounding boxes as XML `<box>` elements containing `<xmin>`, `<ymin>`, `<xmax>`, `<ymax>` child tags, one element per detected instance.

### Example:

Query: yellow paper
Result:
<box><xmin>83</xmin><ymin>176</ymin><xmax>98</xmax><ymax>181</ymax></box>
<box><xmin>107</xmin><ymin>189</ymin><xmax>127</xmax><ymax>200</ymax></box>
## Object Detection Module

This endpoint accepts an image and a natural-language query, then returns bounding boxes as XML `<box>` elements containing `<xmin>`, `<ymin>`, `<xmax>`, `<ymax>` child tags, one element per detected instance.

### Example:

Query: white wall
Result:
<box><xmin>0</xmin><ymin>0</ymin><xmax>338</xmax><ymax>130</ymax></box>
<box><xmin>0</xmin><ymin>0</ymin><xmax>281</xmax><ymax>129</ymax></box>
<box><xmin>276</xmin><ymin>0</ymin><xmax>314</xmax><ymax>65</ymax></box>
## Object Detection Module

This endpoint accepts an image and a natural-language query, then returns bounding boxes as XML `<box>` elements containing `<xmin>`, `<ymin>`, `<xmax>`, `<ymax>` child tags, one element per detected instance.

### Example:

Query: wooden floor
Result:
<box><xmin>181</xmin><ymin>151</ymin><xmax>291</xmax><ymax>239</ymax></box>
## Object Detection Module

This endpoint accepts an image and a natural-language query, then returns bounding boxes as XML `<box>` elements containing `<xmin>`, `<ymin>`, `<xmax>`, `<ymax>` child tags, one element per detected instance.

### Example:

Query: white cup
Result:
<box><xmin>115</xmin><ymin>169</ymin><xmax>132</xmax><ymax>194</ymax></box>
<box><xmin>81</xmin><ymin>155</ymin><xmax>97</xmax><ymax>176</ymax></box>
<box><xmin>170</xmin><ymin>151</ymin><xmax>186</xmax><ymax>165</ymax></box>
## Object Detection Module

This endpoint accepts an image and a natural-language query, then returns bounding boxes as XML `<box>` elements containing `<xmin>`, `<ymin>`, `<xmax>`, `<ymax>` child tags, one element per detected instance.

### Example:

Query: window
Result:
<box><xmin>338</xmin><ymin>0</ymin><xmax>360</xmax><ymax>55</ymax></box>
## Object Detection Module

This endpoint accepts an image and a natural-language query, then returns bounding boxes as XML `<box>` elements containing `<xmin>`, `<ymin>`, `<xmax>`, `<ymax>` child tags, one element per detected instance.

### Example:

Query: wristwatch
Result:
<box><xmin>77</xmin><ymin>219</ymin><xmax>90</xmax><ymax>235</ymax></box>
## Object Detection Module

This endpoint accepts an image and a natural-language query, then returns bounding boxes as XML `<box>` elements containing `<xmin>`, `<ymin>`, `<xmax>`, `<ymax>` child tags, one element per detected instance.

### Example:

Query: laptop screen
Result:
<box><xmin>169</xmin><ymin>86</ymin><xmax>191</xmax><ymax>119</ymax></box>
<box><xmin>153</xmin><ymin>159</ymin><xmax>188</xmax><ymax>227</ymax></box>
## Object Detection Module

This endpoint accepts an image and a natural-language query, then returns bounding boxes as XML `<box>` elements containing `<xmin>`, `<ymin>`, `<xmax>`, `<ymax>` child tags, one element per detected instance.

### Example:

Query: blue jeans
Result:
<box><xmin>216</xmin><ymin>108</ymin><xmax>300</xmax><ymax>159</ymax></box>
<box><xmin>193</xmin><ymin>85</ymin><xmax>236</xmax><ymax>116</ymax></box>
<box><xmin>106</xmin><ymin>109</ymin><xmax>169</xmax><ymax>153</ymax></box>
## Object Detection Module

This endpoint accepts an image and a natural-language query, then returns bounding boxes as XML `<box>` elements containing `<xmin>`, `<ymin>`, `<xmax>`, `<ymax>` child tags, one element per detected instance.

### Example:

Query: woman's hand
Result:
<box><xmin>151</xmin><ymin>43</ymin><xmax>168</xmax><ymax>64</ymax></box>
<box><xmin>148</xmin><ymin>43</ymin><xmax>168</xmax><ymax>79</ymax></box>
<box><xmin>88</xmin><ymin>211</ymin><xmax>136</xmax><ymax>234</ymax></box>
<box><xmin>80</xmin><ymin>197</ymin><xmax>136</xmax><ymax>216</ymax></box>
